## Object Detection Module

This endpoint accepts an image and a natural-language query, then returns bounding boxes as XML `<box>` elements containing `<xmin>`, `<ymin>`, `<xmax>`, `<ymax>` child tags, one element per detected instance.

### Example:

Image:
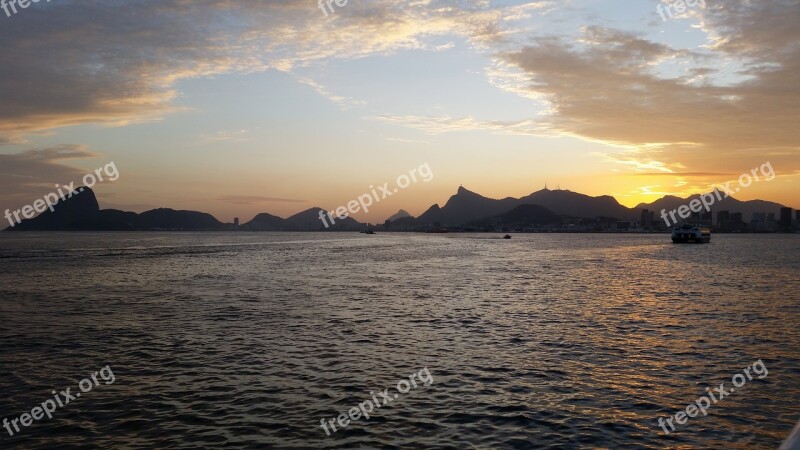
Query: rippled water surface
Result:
<box><xmin>1</xmin><ymin>232</ymin><xmax>799</xmax><ymax>449</ymax></box>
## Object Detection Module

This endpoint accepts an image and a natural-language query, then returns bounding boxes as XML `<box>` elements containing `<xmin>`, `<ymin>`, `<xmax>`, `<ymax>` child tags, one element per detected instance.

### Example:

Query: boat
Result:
<box><xmin>503</xmin><ymin>235</ymin><xmax>512</xmax><ymax>239</ymax></box>
<box><xmin>779</xmin><ymin>418</ymin><xmax>800</xmax><ymax>450</ymax></box>
<box><xmin>671</xmin><ymin>224</ymin><xmax>711</xmax><ymax>243</ymax></box>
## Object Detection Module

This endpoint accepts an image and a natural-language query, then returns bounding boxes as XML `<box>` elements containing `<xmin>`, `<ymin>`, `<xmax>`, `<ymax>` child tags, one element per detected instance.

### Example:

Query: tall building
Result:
<box><xmin>780</xmin><ymin>207</ymin><xmax>793</xmax><ymax>228</ymax></box>
<box><xmin>716</xmin><ymin>211</ymin><xmax>745</xmax><ymax>232</ymax></box>
<box><xmin>717</xmin><ymin>210</ymin><xmax>730</xmax><ymax>226</ymax></box>
<box><xmin>640</xmin><ymin>209</ymin><xmax>655</xmax><ymax>230</ymax></box>
<box><xmin>751</xmin><ymin>212</ymin><xmax>767</xmax><ymax>232</ymax></box>
<box><xmin>234</xmin><ymin>217</ymin><xmax>240</xmax><ymax>230</ymax></box>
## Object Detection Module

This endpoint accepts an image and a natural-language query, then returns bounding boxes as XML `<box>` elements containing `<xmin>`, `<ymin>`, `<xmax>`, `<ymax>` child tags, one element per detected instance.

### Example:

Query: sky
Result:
<box><xmin>0</xmin><ymin>0</ymin><xmax>798</xmax><ymax>224</ymax></box>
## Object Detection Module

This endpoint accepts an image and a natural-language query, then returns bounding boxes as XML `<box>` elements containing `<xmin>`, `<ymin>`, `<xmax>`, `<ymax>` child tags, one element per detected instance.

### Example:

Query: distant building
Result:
<box><xmin>751</xmin><ymin>212</ymin><xmax>767</xmax><ymax>232</ymax></box>
<box><xmin>780</xmin><ymin>207</ymin><xmax>793</xmax><ymax>228</ymax></box>
<box><xmin>688</xmin><ymin>210</ymin><xmax>710</xmax><ymax>225</ymax></box>
<box><xmin>717</xmin><ymin>210</ymin><xmax>730</xmax><ymax>227</ymax></box>
<box><xmin>640</xmin><ymin>209</ymin><xmax>655</xmax><ymax>230</ymax></box>
<box><xmin>761</xmin><ymin>213</ymin><xmax>778</xmax><ymax>232</ymax></box>
<box><xmin>234</xmin><ymin>217</ymin><xmax>240</xmax><ymax>230</ymax></box>
<box><xmin>616</xmin><ymin>220</ymin><xmax>640</xmax><ymax>231</ymax></box>
<box><xmin>752</xmin><ymin>212</ymin><xmax>781</xmax><ymax>232</ymax></box>
<box><xmin>797</xmin><ymin>210</ymin><xmax>800</xmax><ymax>226</ymax></box>
<box><xmin>731</xmin><ymin>212</ymin><xmax>743</xmax><ymax>224</ymax></box>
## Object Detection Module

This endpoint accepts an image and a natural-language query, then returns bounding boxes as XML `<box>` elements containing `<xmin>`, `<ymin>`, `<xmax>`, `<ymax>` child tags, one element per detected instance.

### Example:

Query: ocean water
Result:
<box><xmin>0</xmin><ymin>232</ymin><xmax>798</xmax><ymax>449</ymax></box>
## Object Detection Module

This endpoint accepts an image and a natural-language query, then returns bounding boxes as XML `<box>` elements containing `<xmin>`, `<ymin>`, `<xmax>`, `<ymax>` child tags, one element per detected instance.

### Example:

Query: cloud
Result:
<box><xmin>0</xmin><ymin>0</ymin><xmax>551</xmax><ymax>139</ymax></box>
<box><xmin>385</xmin><ymin>137</ymin><xmax>430</xmax><ymax>144</ymax></box>
<box><xmin>2</xmin><ymin>0</ymin><xmax>798</xmax><ymax>201</ymax></box>
<box><xmin>199</xmin><ymin>130</ymin><xmax>252</xmax><ymax>144</ymax></box>
<box><xmin>373</xmin><ymin>114</ymin><xmax>551</xmax><ymax>135</ymax></box>
<box><xmin>0</xmin><ymin>145</ymin><xmax>98</xmax><ymax>211</ymax></box>
<box><xmin>493</xmin><ymin>4</ymin><xmax>800</xmax><ymax>175</ymax></box>
<box><xmin>630</xmin><ymin>172</ymin><xmax>734</xmax><ymax>177</ymax></box>
<box><xmin>294</xmin><ymin>76</ymin><xmax>367</xmax><ymax>109</ymax></box>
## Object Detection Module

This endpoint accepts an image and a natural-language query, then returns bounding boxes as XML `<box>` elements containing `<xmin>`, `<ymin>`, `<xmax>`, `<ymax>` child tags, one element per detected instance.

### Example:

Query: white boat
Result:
<box><xmin>779</xmin><ymin>418</ymin><xmax>800</xmax><ymax>450</ymax></box>
<box><xmin>671</xmin><ymin>224</ymin><xmax>711</xmax><ymax>243</ymax></box>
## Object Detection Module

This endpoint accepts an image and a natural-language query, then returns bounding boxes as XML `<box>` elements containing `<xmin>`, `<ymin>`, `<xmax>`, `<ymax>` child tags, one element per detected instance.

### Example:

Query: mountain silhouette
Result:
<box><xmin>519</xmin><ymin>189</ymin><xmax>631</xmax><ymax>219</ymax></box>
<box><xmin>469</xmin><ymin>204</ymin><xmax>562</xmax><ymax>229</ymax></box>
<box><xmin>635</xmin><ymin>193</ymin><xmax>787</xmax><ymax>220</ymax></box>
<box><xmin>6</xmin><ymin>187</ymin><xmax>228</xmax><ymax>231</ymax></box>
<box><xmin>416</xmin><ymin>186</ymin><xmax>634</xmax><ymax>226</ymax></box>
<box><xmin>136</xmin><ymin>208</ymin><xmax>224</xmax><ymax>230</ymax></box>
<box><xmin>242</xmin><ymin>213</ymin><xmax>288</xmax><ymax>231</ymax></box>
<box><xmin>8</xmin><ymin>187</ymin><xmax>100</xmax><ymax>230</ymax></box>
<box><xmin>4</xmin><ymin>185</ymin><xmax>794</xmax><ymax>232</ymax></box>
<box><xmin>412</xmin><ymin>186</ymin><xmax>792</xmax><ymax>227</ymax></box>
<box><xmin>388</xmin><ymin>209</ymin><xmax>412</xmax><ymax>221</ymax></box>
<box><xmin>417</xmin><ymin>186</ymin><xmax>519</xmax><ymax>225</ymax></box>
<box><xmin>94</xmin><ymin>209</ymin><xmax>141</xmax><ymax>230</ymax></box>
<box><xmin>286</xmin><ymin>208</ymin><xmax>363</xmax><ymax>231</ymax></box>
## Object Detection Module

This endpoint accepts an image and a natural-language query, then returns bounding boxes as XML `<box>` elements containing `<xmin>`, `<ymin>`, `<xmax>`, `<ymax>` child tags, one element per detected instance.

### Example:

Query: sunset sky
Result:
<box><xmin>1</xmin><ymin>0</ymin><xmax>798</xmax><ymax>223</ymax></box>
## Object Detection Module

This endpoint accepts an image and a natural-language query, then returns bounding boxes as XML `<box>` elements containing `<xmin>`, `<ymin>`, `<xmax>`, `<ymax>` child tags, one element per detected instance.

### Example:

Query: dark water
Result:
<box><xmin>0</xmin><ymin>232</ymin><xmax>798</xmax><ymax>449</ymax></box>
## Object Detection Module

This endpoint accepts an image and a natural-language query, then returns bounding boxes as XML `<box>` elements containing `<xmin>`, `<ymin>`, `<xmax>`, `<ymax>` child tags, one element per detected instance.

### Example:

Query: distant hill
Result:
<box><xmin>137</xmin><ymin>208</ymin><xmax>225</xmax><ymax>230</ymax></box>
<box><xmin>469</xmin><ymin>204</ymin><xmax>562</xmax><ymax>229</ymax></box>
<box><xmin>412</xmin><ymin>186</ymin><xmax>794</xmax><ymax>227</ymax></box>
<box><xmin>6</xmin><ymin>187</ymin><xmax>228</xmax><ymax>231</ymax></box>
<box><xmin>5</xmin><ymin>190</ymin><xmax>366</xmax><ymax>232</ymax></box>
<box><xmin>635</xmin><ymin>195</ymin><xmax>684</xmax><ymax>214</ymax></box>
<box><xmin>636</xmin><ymin>193</ymin><xmax>788</xmax><ymax>222</ymax></box>
<box><xmin>97</xmin><ymin>209</ymin><xmax>140</xmax><ymax>230</ymax></box>
<box><xmin>518</xmin><ymin>189</ymin><xmax>633</xmax><ymax>219</ymax></box>
<box><xmin>415</xmin><ymin>186</ymin><xmax>635</xmax><ymax>226</ymax></box>
<box><xmin>8</xmin><ymin>187</ymin><xmax>101</xmax><ymax>231</ymax></box>
<box><xmin>5</xmin><ymin>185</ymin><xmax>793</xmax><ymax>232</ymax></box>
<box><xmin>243</xmin><ymin>209</ymin><xmax>365</xmax><ymax>231</ymax></box>
<box><xmin>388</xmin><ymin>209</ymin><xmax>412</xmax><ymax>222</ymax></box>
<box><xmin>242</xmin><ymin>213</ymin><xmax>288</xmax><ymax>231</ymax></box>
<box><xmin>286</xmin><ymin>208</ymin><xmax>363</xmax><ymax>231</ymax></box>
<box><xmin>417</xmin><ymin>186</ymin><xmax>519</xmax><ymax>225</ymax></box>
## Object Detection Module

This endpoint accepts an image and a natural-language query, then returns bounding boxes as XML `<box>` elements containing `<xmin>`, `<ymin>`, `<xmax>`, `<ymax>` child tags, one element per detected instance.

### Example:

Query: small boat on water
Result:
<box><xmin>671</xmin><ymin>224</ymin><xmax>711</xmax><ymax>243</ymax></box>
<box><xmin>503</xmin><ymin>235</ymin><xmax>512</xmax><ymax>239</ymax></box>
<box><xmin>361</xmin><ymin>228</ymin><xmax>376</xmax><ymax>235</ymax></box>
